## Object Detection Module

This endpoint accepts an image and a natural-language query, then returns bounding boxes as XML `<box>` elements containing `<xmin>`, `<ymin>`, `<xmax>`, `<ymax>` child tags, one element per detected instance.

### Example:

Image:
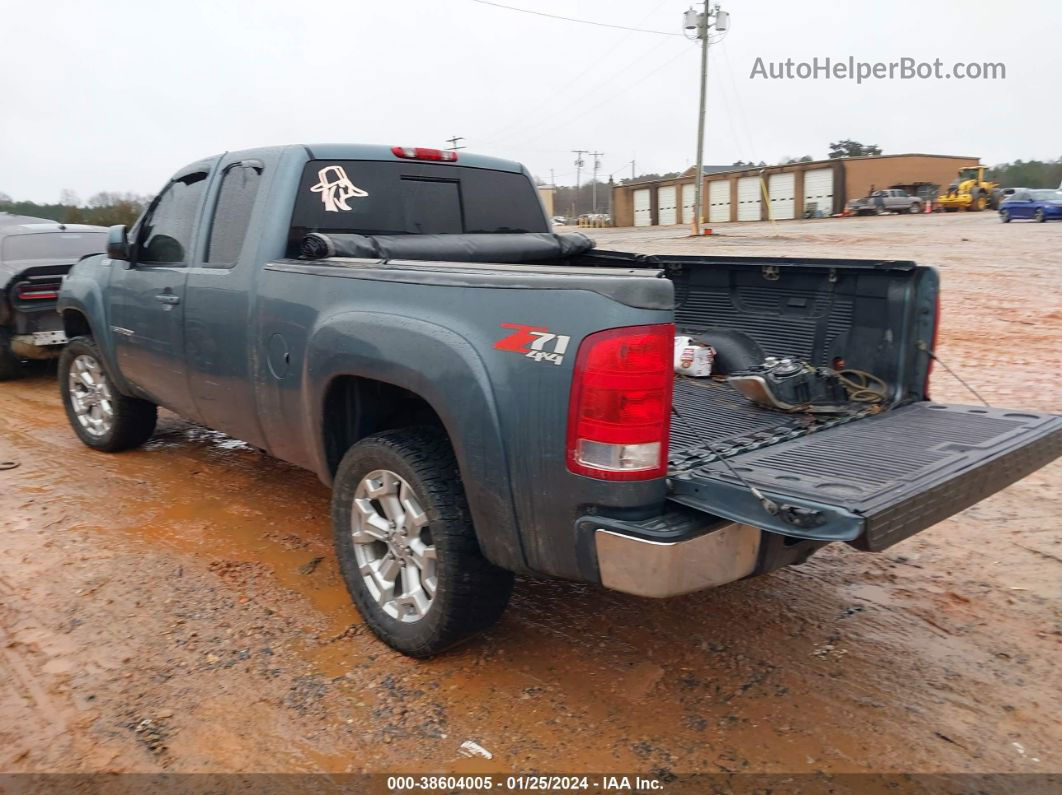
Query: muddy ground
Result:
<box><xmin>1</xmin><ymin>212</ymin><xmax>1059</xmax><ymax>778</ymax></box>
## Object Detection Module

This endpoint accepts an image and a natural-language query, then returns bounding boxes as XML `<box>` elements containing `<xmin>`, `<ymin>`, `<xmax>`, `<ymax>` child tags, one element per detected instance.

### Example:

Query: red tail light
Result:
<box><xmin>567</xmin><ymin>323</ymin><xmax>674</xmax><ymax>481</ymax></box>
<box><xmin>16</xmin><ymin>283</ymin><xmax>61</xmax><ymax>302</ymax></box>
<box><xmin>391</xmin><ymin>146</ymin><xmax>459</xmax><ymax>162</ymax></box>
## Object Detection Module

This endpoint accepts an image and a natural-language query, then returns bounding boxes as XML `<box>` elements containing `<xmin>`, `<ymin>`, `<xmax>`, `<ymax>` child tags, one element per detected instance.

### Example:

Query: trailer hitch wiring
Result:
<box><xmin>669</xmin><ymin>404</ymin><xmax>821</xmax><ymax>526</ymax></box>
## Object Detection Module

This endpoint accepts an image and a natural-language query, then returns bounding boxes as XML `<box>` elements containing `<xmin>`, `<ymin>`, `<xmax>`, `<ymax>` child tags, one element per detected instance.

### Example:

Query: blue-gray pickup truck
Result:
<box><xmin>57</xmin><ymin>144</ymin><xmax>1061</xmax><ymax>656</ymax></box>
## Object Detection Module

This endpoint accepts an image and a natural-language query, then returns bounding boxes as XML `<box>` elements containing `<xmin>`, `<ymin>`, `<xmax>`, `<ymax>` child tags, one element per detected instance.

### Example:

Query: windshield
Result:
<box><xmin>289</xmin><ymin>160</ymin><xmax>548</xmax><ymax>253</ymax></box>
<box><xmin>1</xmin><ymin>231</ymin><xmax>107</xmax><ymax>262</ymax></box>
<box><xmin>1030</xmin><ymin>189</ymin><xmax>1062</xmax><ymax>201</ymax></box>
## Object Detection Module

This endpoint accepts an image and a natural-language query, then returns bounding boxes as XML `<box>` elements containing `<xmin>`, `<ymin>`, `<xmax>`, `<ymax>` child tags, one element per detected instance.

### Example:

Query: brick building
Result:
<box><xmin>610</xmin><ymin>154</ymin><xmax>980</xmax><ymax>227</ymax></box>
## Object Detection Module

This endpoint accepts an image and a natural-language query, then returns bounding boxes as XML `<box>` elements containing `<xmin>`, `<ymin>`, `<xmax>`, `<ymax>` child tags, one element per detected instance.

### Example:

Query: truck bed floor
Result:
<box><xmin>669</xmin><ymin>377</ymin><xmax>833</xmax><ymax>465</ymax></box>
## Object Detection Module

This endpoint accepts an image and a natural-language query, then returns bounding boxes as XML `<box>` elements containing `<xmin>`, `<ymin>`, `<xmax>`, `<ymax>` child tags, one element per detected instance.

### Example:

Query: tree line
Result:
<box><xmin>0</xmin><ymin>191</ymin><xmax>151</xmax><ymax>228</ymax></box>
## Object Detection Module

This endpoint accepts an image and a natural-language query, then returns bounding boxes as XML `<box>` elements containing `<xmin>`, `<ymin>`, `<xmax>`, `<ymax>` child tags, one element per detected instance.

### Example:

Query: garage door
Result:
<box><xmin>803</xmin><ymin>168</ymin><xmax>834</xmax><ymax>217</ymax></box>
<box><xmin>681</xmin><ymin>182</ymin><xmax>696</xmax><ymax>224</ymax></box>
<box><xmin>633</xmin><ymin>188</ymin><xmax>651</xmax><ymax>227</ymax></box>
<box><xmin>708</xmin><ymin>180</ymin><xmax>730</xmax><ymax>223</ymax></box>
<box><xmin>737</xmin><ymin>176</ymin><xmax>761</xmax><ymax>221</ymax></box>
<box><xmin>657</xmin><ymin>185</ymin><xmax>678</xmax><ymax>226</ymax></box>
<box><xmin>767</xmin><ymin>173</ymin><xmax>795</xmax><ymax>220</ymax></box>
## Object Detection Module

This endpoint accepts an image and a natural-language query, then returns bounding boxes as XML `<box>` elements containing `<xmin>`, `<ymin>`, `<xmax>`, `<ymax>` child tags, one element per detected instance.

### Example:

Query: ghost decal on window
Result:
<box><xmin>310</xmin><ymin>165</ymin><xmax>369</xmax><ymax>212</ymax></box>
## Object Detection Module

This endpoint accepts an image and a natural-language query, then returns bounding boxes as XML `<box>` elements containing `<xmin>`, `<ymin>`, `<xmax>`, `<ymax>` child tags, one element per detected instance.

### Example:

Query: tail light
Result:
<box><xmin>391</xmin><ymin>146</ymin><xmax>458</xmax><ymax>162</ymax></box>
<box><xmin>16</xmin><ymin>282</ymin><xmax>61</xmax><ymax>302</ymax></box>
<box><xmin>566</xmin><ymin>323</ymin><xmax>674</xmax><ymax>481</ymax></box>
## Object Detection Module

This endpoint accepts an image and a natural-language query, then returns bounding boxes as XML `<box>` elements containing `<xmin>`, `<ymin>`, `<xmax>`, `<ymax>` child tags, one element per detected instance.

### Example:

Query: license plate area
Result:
<box><xmin>31</xmin><ymin>330</ymin><xmax>67</xmax><ymax>346</ymax></box>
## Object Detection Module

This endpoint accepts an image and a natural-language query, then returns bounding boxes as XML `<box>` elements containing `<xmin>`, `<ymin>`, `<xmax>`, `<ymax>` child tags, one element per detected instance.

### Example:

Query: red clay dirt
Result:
<box><xmin>1</xmin><ymin>212</ymin><xmax>1059</xmax><ymax>777</ymax></box>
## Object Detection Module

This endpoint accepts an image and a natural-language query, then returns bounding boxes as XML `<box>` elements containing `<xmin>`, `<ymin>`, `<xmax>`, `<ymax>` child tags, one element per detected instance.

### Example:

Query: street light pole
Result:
<box><xmin>686</xmin><ymin>4</ymin><xmax>728</xmax><ymax>236</ymax></box>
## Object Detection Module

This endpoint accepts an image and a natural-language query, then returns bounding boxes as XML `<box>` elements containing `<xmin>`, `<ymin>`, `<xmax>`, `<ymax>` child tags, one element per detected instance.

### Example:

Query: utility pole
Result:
<box><xmin>684</xmin><ymin>4</ymin><xmax>729</xmax><ymax>235</ymax></box>
<box><xmin>589</xmin><ymin>151</ymin><xmax>604</xmax><ymax>214</ymax></box>
<box><xmin>631</xmin><ymin>159</ymin><xmax>636</xmax><ymax>181</ymax></box>
<box><xmin>445</xmin><ymin>136</ymin><xmax>466</xmax><ymax>151</ymax></box>
<box><xmin>571</xmin><ymin>149</ymin><xmax>588</xmax><ymax>218</ymax></box>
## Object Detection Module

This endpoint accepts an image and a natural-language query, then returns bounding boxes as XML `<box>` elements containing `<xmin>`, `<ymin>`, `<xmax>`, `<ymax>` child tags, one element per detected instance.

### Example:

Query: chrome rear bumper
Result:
<box><xmin>595</xmin><ymin>522</ymin><xmax>761</xmax><ymax>598</ymax></box>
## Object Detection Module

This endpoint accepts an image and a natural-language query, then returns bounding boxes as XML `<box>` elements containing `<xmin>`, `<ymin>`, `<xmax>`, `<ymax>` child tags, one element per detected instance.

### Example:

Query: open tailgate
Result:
<box><xmin>668</xmin><ymin>401</ymin><xmax>1062</xmax><ymax>551</ymax></box>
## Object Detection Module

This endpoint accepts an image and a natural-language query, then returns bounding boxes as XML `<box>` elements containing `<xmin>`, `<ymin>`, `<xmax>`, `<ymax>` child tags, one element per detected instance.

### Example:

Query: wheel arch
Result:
<box><xmin>304</xmin><ymin>312</ymin><xmax>528</xmax><ymax>573</ymax></box>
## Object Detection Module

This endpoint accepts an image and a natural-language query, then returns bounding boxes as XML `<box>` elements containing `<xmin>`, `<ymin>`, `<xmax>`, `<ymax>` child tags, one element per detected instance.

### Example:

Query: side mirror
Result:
<box><xmin>106</xmin><ymin>225</ymin><xmax>131</xmax><ymax>261</ymax></box>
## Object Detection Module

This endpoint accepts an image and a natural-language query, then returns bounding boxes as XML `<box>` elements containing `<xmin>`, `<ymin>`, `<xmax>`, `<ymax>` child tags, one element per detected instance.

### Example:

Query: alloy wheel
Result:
<box><xmin>67</xmin><ymin>354</ymin><xmax>114</xmax><ymax>438</ymax></box>
<box><xmin>351</xmin><ymin>469</ymin><xmax>437</xmax><ymax>622</ymax></box>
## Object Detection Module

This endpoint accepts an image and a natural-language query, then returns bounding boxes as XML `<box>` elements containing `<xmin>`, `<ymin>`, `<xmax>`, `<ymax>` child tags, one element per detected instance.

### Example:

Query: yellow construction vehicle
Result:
<box><xmin>935</xmin><ymin>165</ymin><xmax>1001</xmax><ymax>212</ymax></box>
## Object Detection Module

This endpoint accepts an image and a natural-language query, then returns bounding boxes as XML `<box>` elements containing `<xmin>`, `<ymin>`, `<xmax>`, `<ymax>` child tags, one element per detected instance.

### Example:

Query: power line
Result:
<box><xmin>502</xmin><ymin>43</ymin><xmax>695</xmax><ymax>148</ymax></box>
<box><xmin>475</xmin><ymin>0</ymin><xmax>672</xmax><ymax>144</ymax></box>
<box><xmin>470</xmin><ymin>0</ymin><xmax>682</xmax><ymax>36</ymax></box>
<box><xmin>479</xmin><ymin>35</ymin><xmax>677</xmax><ymax>148</ymax></box>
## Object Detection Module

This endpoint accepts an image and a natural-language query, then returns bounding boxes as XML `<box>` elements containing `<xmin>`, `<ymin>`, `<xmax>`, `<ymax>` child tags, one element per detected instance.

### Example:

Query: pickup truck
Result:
<box><xmin>57</xmin><ymin>144</ymin><xmax>1061</xmax><ymax>657</ymax></box>
<box><xmin>0</xmin><ymin>214</ymin><xmax>107</xmax><ymax>378</ymax></box>
<box><xmin>847</xmin><ymin>188</ymin><xmax>922</xmax><ymax>215</ymax></box>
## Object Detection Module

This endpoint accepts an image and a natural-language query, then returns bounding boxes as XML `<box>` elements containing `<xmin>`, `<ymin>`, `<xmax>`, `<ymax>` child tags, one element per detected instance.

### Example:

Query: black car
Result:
<box><xmin>0</xmin><ymin>214</ymin><xmax>107</xmax><ymax>379</ymax></box>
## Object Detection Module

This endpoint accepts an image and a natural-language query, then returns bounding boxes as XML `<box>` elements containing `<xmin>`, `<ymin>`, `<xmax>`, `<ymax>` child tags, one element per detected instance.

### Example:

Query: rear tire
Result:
<box><xmin>331</xmin><ymin>427</ymin><xmax>514</xmax><ymax>657</ymax></box>
<box><xmin>0</xmin><ymin>329</ymin><xmax>25</xmax><ymax>381</ymax></box>
<box><xmin>908</xmin><ymin>202</ymin><xmax>921</xmax><ymax>214</ymax></box>
<box><xmin>59</xmin><ymin>337</ymin><xmax>157</xmax><ymax>452</ymax></box>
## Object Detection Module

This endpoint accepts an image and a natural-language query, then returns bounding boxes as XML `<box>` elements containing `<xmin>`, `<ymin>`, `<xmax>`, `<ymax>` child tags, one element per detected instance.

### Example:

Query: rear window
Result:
<box><xmin>288</xmin><ymin>159</ymin><xmax>547</xmax><ymax>253</ymax></box>
<box><xmin>2</xmin><ymin>232</ymin><xmax>107</xmax><ymax>262</ymax></box>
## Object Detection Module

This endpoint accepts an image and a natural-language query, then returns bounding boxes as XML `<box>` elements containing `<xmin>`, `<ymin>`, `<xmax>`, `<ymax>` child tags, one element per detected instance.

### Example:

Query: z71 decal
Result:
<box><xmin>494</xmin><ymin>323</ymin><xmax>572</xmax><ymax>366</ymax></box>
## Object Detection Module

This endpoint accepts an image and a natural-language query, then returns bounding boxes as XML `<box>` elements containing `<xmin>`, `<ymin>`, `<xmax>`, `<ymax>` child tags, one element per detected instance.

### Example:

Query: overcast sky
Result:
<box><xmin>1</xmin><ymin>0</ymin><xmax>1058</xmax><ymax>202</ymax></box>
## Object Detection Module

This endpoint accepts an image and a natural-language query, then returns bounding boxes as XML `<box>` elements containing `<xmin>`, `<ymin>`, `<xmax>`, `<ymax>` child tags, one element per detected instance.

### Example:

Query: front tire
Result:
<box><xmin>1035</xmin><ymin>208</ymin><xmax>1046</xmax><ymax>223</ymax></box>
<box><xmin>59</xmin><ymin>337</ymin><xmax>157</xmax><ymax>452</ymax></box>
<box><xmin>1000</xmin><ymin>209</ymin><xmax>1011</xmax><ymax>223</ymax></box>
<box><xmin>331</xmin><ymin>427</ymin><xmax>514</xmax><ymax>657</ymax></box>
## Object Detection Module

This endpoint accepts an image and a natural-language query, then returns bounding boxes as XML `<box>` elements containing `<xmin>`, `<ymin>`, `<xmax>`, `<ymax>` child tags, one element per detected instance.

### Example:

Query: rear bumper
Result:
<box><xmin>10</xmin><ymin>330</ymin><xmax>67</xmax><ymax>359</ymax></box>
<box><xmin>583</xmin><ymin>507</ymin><xmax>827</xmax><ymax>597</ymax></box>
<box><xmin>596</xmin><ymin>522</ymin><xmax>761</xmax><ymax>597</ymax></box>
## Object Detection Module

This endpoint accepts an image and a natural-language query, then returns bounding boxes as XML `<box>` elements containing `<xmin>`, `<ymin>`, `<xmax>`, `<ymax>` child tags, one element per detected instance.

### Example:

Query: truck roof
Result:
<box><xmin>304</xmin><ymin>144</ymin><xmax>526</xmax><ymax>174</ymax></box>
<box><xmin>192</xmin><ymin>144</ymin><xmax>526</xmax><ymax>175</ymax></box>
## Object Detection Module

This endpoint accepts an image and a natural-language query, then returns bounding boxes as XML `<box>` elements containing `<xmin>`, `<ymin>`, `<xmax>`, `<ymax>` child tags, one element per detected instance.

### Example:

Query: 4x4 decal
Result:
<box><xmin>494</xmin><ymin>323</ymin><xmax>571</xmax><ymax>366</ymax></box>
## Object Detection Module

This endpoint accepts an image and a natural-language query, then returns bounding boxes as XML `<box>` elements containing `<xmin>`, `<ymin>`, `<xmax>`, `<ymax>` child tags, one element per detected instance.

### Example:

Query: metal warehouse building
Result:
<box><xmin>610</xmin><ymin>153</ymin><xmax>980</xmax><ymax>227</ymax></box>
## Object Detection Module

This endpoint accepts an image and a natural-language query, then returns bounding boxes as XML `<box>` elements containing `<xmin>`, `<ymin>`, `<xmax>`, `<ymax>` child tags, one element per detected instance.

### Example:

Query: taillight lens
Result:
<box><xmin>566</xmin><ymin>323</ymin><xmax>674</xmax><ymax>480</ymax></box>
<box><xmin>391</xmin><ymin>146</ymin><xmax>458</xmax><ymax>162</ymax></box>
<box><xmin>16</xmin><ymin>283</ymin><xmax>61</xmax><ymax>302</ymax></box>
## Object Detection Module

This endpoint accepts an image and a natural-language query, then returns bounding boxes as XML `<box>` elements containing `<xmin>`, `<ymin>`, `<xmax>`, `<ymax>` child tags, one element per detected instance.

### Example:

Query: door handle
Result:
<box><xmin>155</xmin><ymin>293</ymin><xmax>181</xmax><ymax>305</ymax></box>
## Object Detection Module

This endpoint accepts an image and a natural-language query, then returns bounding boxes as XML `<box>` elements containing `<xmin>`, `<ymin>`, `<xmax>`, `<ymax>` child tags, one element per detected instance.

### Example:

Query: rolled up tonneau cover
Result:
<box><xmin>300</xmin><ymin>231</ymin><xmax>596</xmax><ymax>264</ymax></box>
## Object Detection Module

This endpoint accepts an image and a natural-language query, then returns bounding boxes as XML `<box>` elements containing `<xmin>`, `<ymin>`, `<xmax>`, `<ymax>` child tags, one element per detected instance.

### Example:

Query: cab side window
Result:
<box><xmin>206</xmin><ymin>164</ymin><xmax>262</xmax><ymax>267</ymax></box>
<box><xmin>139</xmin><ymin>172</ymin><xmax>209</xmax><ymax>264</ymax></box>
